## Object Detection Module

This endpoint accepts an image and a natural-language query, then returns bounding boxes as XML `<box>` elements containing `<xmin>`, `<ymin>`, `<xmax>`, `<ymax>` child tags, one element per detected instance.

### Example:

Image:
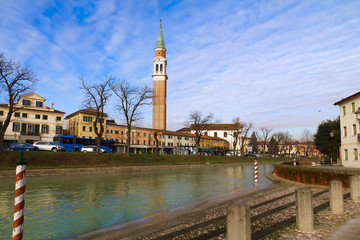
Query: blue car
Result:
<box><xmin>9</xmin><ymin>142</ymin><xmax>39</xmax><ymax>151</ymax></box>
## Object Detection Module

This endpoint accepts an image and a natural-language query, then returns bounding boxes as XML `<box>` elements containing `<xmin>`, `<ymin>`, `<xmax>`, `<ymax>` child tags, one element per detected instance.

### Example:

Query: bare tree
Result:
<box><xmin>153</xmin><ymin>130</ymin><xmax>161</xmax><ymax>156</ymax></box>
<box><xmin>300</xmin><ymin>129</ymin><xmax>314</xmax><ymax>157</ymax></box>
<box><xmin>80</xmin><ymin>76</ymin><xmax>113</xmax><ymax>154</ymax></box>
<box><xmin>228</xmin><ymin>117</ymin><xmax>242</xmax><ymax>156</ymax></box>
<box><xmin>111</xmin><ymin>80</ymin><xmax>152</xmax><ymax>156</ymax></box>
<box><xmin>185</xmin><ymin>111</ymin><xmax>217</xmax><ymax>156</ymax></box>
<box><xmin>256</xmin><ymin>127</ymin><xmax>273</xmax><ymax>154</ymax></box>
<box><xmin>281</xmin><ymin>131</ymin><xmax>294</xmax><ymax>157</ymax></box>
<box><xmin>0</xmin><ymin>53</ymin><xmax>38</xmax><ymax>154</ymax></box>
<box><xmin>239</xmin><ymin>121</ymin><xmax>253</xmax><ymax>156</ymax></box>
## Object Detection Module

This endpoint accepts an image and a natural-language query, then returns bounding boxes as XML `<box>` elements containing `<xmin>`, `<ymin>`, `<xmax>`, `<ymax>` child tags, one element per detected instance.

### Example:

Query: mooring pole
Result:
<box><xmin>12</xmin><ymin>151</ymin><xmax>28</xmax><ymax>240</ymax></box>
<box><xmin>254</xmin><ymin>159</ymin><xmax>258</xmax><ymax>184</ymax></box>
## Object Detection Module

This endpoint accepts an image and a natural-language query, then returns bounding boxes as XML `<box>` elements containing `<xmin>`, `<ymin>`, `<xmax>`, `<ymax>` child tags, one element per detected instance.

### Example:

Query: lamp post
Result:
<box><xmin>329</xmin><ymin>131</ymin><xmax>334</xmax><ymax>165</ymax></box>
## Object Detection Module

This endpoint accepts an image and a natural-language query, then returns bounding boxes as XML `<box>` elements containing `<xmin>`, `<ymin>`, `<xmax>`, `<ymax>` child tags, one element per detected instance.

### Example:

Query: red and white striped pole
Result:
<box><xmin>13</xmin><ymin>151</ymin><xmax>28</xmax><ymax>240</ymax></box>
<box><xmin>254</xmin><ymin>159</ymin><xmax>258</xmax><ymax>184</ymax></box>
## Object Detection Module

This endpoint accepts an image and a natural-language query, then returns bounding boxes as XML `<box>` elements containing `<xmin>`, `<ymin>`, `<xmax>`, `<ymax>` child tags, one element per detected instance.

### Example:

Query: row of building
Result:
<box><xmin>0</xmin><ymin>93</ymin><xmax>230</xmax><ymax>155</ymax></box>
<box><xmin>0</xmin><ymin>92</ymin><xmax>321</xmax><ymax>157</ymax></box>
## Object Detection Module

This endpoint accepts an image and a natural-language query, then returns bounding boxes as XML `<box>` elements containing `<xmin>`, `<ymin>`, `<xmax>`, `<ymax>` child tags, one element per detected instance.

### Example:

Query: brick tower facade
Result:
<box><xmin>152</xmin><ymin>23</ymin><xmax>167</xmax><ymax>130</ymax></box>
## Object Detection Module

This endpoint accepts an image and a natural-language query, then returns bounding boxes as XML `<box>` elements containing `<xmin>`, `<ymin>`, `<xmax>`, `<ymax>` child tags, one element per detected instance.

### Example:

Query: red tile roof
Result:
<box><xmin>334</xmin><ymin>91</ymin><xmax>360</xmax><ymax>105</ymax></box>
<box><xmin>65</xmin><ymin>108</ymin><xmax>108</xmax><ymax>119</ymax></box>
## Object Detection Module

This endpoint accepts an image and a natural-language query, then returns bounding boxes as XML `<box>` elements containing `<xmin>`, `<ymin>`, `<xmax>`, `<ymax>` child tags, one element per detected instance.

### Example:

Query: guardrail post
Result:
<box><xmin>296</xmin><ymin>188</ymin><xmax>314</xmax><ymax>232</ymax></box>
<box><xmin>13</xmin><ymin>151</ymin><xmax>28</xmax><ymax>240</ymax></box>
<box><xmin>227</xmin><ymin>202</ymin><xmax>251</xmax><ymax>240</ymax></box>
<box><xmin>350</xmin><ymin>176</ymin><xmax>360</xmax><ymax>202</ymax></box>
<box><xmin>330</xmin><ymin>180</ymin><xmax>343</xmax><ymax>214</ymax></box>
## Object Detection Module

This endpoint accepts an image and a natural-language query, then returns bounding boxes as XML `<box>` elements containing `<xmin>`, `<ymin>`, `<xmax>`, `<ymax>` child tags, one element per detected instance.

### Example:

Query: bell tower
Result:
<box><xmin>152</xmin><ymin>21</ymin><xmax>167</xmax><ymax>130</ymax></box>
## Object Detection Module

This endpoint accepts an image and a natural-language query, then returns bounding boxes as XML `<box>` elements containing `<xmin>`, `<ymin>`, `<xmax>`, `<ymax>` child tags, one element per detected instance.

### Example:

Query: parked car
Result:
<box><xmin>81</xmin><ymin>145</ymin><xmax>109</xmax><ymax>153</ymax></box>
<box><xmin>9</xmin><ymin>142</ymin><xmax>39</xmax><ymax>151</ymax></box>
<box><xmin>33</xmin><ymin>142</ymin><xmax>65</xmax><ymax>152</ymax></box>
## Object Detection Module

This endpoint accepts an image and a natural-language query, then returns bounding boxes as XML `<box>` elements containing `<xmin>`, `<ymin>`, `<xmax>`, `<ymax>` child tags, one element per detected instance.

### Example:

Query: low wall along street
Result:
<box><xmin>274</xmin><ymin>162</ymin><xmax>360</xmax><ymax>188</ymax></box>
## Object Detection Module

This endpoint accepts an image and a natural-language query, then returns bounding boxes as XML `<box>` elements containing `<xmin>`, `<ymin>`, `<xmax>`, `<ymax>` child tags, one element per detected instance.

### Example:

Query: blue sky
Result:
<box><xmin>1</xmin><ymin>0</ymin><xmax>359</xmax><ymax>139</ymax></box>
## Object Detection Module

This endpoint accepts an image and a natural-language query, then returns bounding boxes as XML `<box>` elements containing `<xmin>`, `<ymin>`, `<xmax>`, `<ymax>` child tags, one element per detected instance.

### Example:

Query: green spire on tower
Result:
<box><xmin>155</xmin><ymin>20</ymin><xmax>165</xmax><ymax>49</ymax></box>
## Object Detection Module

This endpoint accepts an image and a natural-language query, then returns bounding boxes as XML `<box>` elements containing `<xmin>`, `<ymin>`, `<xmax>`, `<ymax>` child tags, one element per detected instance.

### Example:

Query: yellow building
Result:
<box><xmin>65</xmin><ymin>109</ymin><xmax>107</xmax><ymax>139</ymax></box>
<box><xmin>0</xmin><ymin>93</ymin><xmax>64</xmax><ymax>146</ymax></box>
<box><xmin>200</xmin><ymin>135</ymin><xmax>229</xmax><ymax>154</ymax></box>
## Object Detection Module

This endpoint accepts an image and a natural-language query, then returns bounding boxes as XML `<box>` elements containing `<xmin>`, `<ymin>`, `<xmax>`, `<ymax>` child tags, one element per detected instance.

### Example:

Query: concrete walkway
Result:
<box><xmin>327</xmin><ymin>214</ymin><xmax>360</xmax><ymax>240</ymax></box>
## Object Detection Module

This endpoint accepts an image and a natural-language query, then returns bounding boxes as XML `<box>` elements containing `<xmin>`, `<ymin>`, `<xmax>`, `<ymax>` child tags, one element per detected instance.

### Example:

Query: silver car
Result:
<box><xmin>33</xmin><ymin>142</ymin><xmax>65</xmax><ymax>152</ymax></box>
<box><xmin>81</xmin><ymin>145</ymin><xmax>108</xmax><ymax>153</ymax></box>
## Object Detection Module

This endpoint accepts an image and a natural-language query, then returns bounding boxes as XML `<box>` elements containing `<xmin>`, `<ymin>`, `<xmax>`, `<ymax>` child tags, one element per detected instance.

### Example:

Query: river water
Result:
<box><xmin>0</xmin><ymin>164</ymin><xmax>273</xmax><ymax>239</ymax></box>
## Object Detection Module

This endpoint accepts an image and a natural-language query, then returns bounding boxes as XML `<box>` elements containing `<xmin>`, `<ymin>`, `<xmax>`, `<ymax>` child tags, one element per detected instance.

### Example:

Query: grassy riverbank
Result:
<box><xmin>0</xmin><ymin>151</ymin><xmax>301</xmax><ymax>170</ymax></box>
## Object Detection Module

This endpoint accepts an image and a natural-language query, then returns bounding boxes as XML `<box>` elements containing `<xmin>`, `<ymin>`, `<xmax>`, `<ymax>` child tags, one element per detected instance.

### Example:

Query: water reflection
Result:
<box><xmin>0</xmin><ymin>164</ymin><xmax>273</xmax><ymax>240</ymax></box>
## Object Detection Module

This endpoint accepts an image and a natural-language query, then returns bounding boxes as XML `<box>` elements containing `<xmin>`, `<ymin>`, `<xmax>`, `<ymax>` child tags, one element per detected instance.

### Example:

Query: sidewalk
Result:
<box><xmin>327</xmin><ymin>214</ymin><xmax>360</xmax><ymax>240</ymax></box>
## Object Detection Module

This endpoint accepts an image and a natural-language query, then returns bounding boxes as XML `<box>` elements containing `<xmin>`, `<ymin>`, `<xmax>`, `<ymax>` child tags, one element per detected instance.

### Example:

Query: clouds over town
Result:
<box><xmin>1</xmin><ymin>0</ymin><xmax>359</xmax><ymax>139</ymax></box>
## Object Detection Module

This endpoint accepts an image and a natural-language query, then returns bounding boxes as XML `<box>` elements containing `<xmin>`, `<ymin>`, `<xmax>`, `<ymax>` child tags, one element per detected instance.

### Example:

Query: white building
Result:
<box><xmin>0</xmin><ymin>93</ymin><xmax>64</xmax><ymax>148</ymax></box>
<box><xmin>334</xmin><ymin>91</ymin><xmax>360</xmax><ymax>168</ymax></box>
<box><xmin>161</xmin><ymin>131</ymin><xmax>196</xmax><ymax>155</ymax></box>
<box><xmin>180</xmin><ymin>124</ymin><xmax>249</xmax><ymax>154</ymax></box>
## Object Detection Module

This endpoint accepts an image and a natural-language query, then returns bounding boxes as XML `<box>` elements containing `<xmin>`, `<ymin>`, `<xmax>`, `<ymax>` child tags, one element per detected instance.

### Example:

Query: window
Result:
<box><xmin>214</xmin><ymin>132</ymin><xmax>217</xmax><ymax>137</ymax></box>
<box><xmin>137</xmin><ymin>132</ymin><xmax>140</xmax><ymax>136</ymax></box>
<box><xmin>344</xmin><ymin>149</ymin><xmax>348</xmax><ymax>161</ymax></box>
<box><xmin>106</xmin><ymin>130</ymin><xmax>109</xmax><ymax>133</ymax></box>
<box><xmin>342</xmin><ymin>106</ymin><xmax>346</xmax><ymax>116</ymax></box>
<box><xmin>355</xmin><ymin>149</ymin><xmax>358</xmax><ymax>161</ymax></box>
<box><xmin>56</xmin><ymin>126</ymin><xmax>62</xmax><ymax>134</ymax></box>
<box><xmin>0</xmin><ymin>111</ymin><xmax>3</xmax><ymax>116</ymax></box>
<box><xmin>160</xmin><ymin>64</ymin><xmax>163</xmax><ymax>72</ymax></box>
<box><xmin>83</xmin><ymin>116</ymin><xmax>93</xmax><ymax>122</ymax></box>
<box><xmin>23</xmin><ymin>100</ymin><xmax>30</xmax><ymax>106</ymax></box>
<box><xmin>121</xmin><ymin>139</ymin><xmax>123</xmax><ymax>143</ymax></box>
<box><xmin>42</xmin><ymin>115</ymin><xmax>48</xmax><ymax>120</ymax></box>
<box><xmin>143</xmin><ymin>140</ymin><xmax>146</xmax><ymax>145</ymax></box>
<box><xmin>35</xmin><ymin>114</ymin><xmax>40</xmax><ymax>119</ymax></box>
<box><xmin>56</xmin><ymin>116</ymin><xmax>61</xmax><ymax>121</ymax></box>
<box><xmin>156</xmin><ymin>64</ymin><xmax>159</xmax><ymax>72</ymax></box>
<box><xmin>15</xmin><ymin>112</ymin><xmax>20</xmax><ymax>117</ymax></box>
<box><xmin>144</xmin><ymin>133</ymin><xmax>146</xmax><ymax>137</ymax></box>
<box><xmin>89</xmin><ymin>127</ymin><xmax>92</xmax><ymax>132</ymax></box>
<box><xmin>111</xmin><ymin>130</ymin><xmax>113</xmax><ymax>134</ymax></box>
<box><xmin>28</xmin><ymin>124</ymin><xmax>34</xmax><ymax>135</ymax></box>
<box><xmin>343</xmin><ymin>126</ymin><xmax>347</xmax><ymax>137</ymax></box>
<box><xmin>178</xmin><ymin>136</ymin><xmax>182</xmax><ymax>140</ymax></box>
<box><xmin>121</xmin><ymin>131</ymin><xmax>124</xmax><ymax>135</ymax></box>
<box><xmin>224</xmin><ymin>132</ymin><xmax>227</xmax><ymax>137</ymax></box>
<box><xmin>168</xmin><ymin>142</ymin><xmax>171</xmax><ymax>146</ymax></box>
<box><xmin>351</xmin><ymin>102</ymin><xmax>355</xmax><ymax>113</ymax></box>
<box><xmin>41</xmin><ymin>125</ymin><xmax>49</xmax><ymax>133</ymax></box>
<box><xmin>22</xmin><ymin>113</ymin><xmax>27</xmax><ymax>118</ymax></box>
<box><xmin>115</xmin><ymin>130</ymin><xmax>119</xmax><ymax>134</ymax></box>
<box><xmin>83</xmin><ymin>126</ymin><xmax>86</xmax><ymax>131</ymax></box>
<box><xmin>353</xmin><ymin>124</ymin><xmax>357</xmax><ymax>135</ymax></box>
<box><xmin>0</xmin><ymin>122</ymin><xmax>2</xmax><ymax>128</ymax></box>
<box><xmin>137</xmin><ymin>140</ymin><xmax>139</xmax><ymax>144</ymax></box>
<box><xmin>13</xmin><ymin>122</ymin><xmax>20</xmax><ymax>132</ymax></box>
<box><xmin>36</xmin><ymin>101</ymin><xmax>43</xmax><ymax>107</ymax></box>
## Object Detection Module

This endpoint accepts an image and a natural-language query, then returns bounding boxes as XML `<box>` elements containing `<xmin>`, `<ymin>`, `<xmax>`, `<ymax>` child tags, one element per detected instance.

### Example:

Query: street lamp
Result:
<box><xmin>355</xmin><ymin>107</ymin><xmax>360</xmax><ymax>121</ymax></box>
<box><xmin>329</xmin><ymin>131</ymin><xmax>334</xmax><ymax>165</ymax></box>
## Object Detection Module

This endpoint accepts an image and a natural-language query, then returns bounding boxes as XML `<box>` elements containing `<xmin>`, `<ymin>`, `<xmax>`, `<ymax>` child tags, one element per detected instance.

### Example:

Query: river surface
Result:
<box><xmin>0</xmin><ymin>164</ymin><xmax>273</xmax><ymax>239</ymax></box>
